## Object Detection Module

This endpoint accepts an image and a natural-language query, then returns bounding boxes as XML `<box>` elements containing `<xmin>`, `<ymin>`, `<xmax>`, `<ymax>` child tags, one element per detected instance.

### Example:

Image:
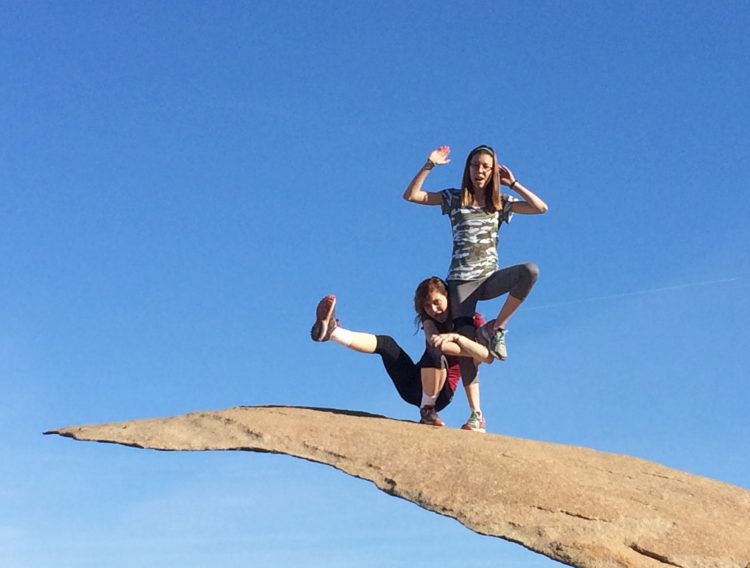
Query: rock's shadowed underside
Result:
<box><xmin>47</xmin><ymin>405</ymin><xmax>750</xmax><ymax>568</ymax></box>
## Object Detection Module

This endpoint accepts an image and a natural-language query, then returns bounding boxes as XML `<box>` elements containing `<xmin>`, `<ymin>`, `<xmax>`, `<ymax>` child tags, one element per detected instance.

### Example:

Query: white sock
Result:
<box><xmin>330</xmin><ymin>327</ymin><xmax>353</xmax><ymax>347</ymax></box>
<box><xmin>421</xmin><ymin>392</ymin><xmax>438</xmax><ymax>408</ymax></box>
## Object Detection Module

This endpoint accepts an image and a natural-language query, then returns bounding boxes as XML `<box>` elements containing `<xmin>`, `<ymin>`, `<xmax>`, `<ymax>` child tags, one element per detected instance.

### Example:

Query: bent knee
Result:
<box><xmin>509</xmin><ymin>263</ymin><xmax>539</xmax><ymax>301</ymax></box>
<box><xmin>523</xmin><ymin>262</ymin><xmax>540</xmax><ymax>283</ymax></box>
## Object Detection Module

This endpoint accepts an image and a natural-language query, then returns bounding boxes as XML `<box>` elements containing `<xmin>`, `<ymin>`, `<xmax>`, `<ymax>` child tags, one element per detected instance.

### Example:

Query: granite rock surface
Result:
<box><xmin>47</xmin><ymin>405</ymin><xmax>750</xmax><ymax>568</ymax></box>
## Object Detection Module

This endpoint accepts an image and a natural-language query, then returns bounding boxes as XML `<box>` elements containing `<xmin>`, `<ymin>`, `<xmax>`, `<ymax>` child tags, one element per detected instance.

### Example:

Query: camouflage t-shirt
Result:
<box><xmin>440</xmin><ymin>188</ymin><xmax>516</xmax><ymax>281</ymax></box>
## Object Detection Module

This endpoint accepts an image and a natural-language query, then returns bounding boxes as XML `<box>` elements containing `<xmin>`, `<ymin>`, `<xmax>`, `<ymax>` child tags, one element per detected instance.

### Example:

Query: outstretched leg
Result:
<box><xmin>311</xmin><ymin>295</ymin><xmax>452</xmax><ymax>426</ymax></box>
<box><xmin>311</xmin><ymin>295</ymin><xmax>379</xmax><ymax>352</ymax></box>
<box><xmin>331</xmin><ymin>328</ymin><xmax>378</xmax><ymax>353</ymax></box>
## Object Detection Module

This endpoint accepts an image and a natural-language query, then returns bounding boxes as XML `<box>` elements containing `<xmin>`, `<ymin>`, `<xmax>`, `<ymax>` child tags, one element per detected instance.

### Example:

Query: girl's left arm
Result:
<box><xmin>500</xmin><ymin>165</ymin><xmax>549</xmax><ymax>215</ymax></box>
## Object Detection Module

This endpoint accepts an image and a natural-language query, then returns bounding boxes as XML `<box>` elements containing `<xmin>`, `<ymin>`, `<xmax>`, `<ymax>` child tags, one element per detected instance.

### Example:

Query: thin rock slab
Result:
<box><xmin>47</xmin><ymin>405</ymin><xmax>750</xmax><ymax>568</ymax></box>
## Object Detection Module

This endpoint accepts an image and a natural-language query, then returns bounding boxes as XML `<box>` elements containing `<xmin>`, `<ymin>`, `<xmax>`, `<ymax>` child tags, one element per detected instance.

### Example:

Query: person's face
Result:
<box><xmin>469</xmin><ymin>151</ymin><xmax>494</xmax><ymax>190</ymax></box>
<box><xmin>424</xmin><ymin>289</ymin><xmax>449</xmax><ymax>323</ymax></box>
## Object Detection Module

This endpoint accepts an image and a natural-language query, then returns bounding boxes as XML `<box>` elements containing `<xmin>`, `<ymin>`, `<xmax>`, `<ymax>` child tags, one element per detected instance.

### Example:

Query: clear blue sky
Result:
<box><xmin>2</xmin><ymin>1</ymin><xmax>749</xmax><ymax>566</ymax></box>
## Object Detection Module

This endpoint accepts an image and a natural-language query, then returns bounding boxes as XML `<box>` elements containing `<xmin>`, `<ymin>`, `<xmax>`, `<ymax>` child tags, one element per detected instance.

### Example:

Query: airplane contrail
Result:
<box><xmin>525</xmin><ymin>277</ymin><xmax>742</xmax><ymax>311</ymax></box>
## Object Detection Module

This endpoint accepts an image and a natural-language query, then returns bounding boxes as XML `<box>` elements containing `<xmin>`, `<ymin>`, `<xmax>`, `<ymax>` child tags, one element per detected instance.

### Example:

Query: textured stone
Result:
<box><xmin>47</xmin><ymin>405</ymin><xmax>750</xmax><ymax>567</ymax></box>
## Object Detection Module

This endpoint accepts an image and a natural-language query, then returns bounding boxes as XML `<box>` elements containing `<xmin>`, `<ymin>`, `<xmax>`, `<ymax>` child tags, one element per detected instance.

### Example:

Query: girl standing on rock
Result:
<box><xmin>311</xmin><ymin>276</ymin><xmax>493</xmax><ymax>431</ymax></box>
<box><xmin>403</xmin><ymin>145</ymin><xmax>548</xmax><ymax>396</ymax></box>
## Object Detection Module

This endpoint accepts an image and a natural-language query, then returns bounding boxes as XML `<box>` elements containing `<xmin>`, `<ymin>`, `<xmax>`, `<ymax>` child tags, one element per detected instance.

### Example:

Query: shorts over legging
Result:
<box><xmin>374</xmin><ymin>335</ymin><xmax>456</xmax><ymax>411</ymax></box>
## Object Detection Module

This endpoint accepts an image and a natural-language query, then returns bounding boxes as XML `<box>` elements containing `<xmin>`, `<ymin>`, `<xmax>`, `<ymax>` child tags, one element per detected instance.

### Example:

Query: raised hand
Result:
<box><xmin>499</xmin><ymin>164</ymin><xmax>516</xmax><ymax>187</ymax></box>
<box><xmin>428</xmin><ymin>146</ymin><xmax>451</xmax><ymax>166</ymax></box>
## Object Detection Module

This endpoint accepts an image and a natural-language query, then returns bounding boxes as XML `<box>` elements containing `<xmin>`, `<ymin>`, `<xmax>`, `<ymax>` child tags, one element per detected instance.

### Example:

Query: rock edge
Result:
<box><xmin>46</xmin><ymin>405</ymin><xmax>750</xmax><ymax>568</ymax></box>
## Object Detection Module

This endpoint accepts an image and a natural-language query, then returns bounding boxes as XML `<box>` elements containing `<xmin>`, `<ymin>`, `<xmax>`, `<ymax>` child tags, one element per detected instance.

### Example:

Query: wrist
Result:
<box><xmin>424</xmin><ymin>159</ymin><xmax>435</xmax><ymax>170</ymax></box>
<box><xmin>510</xmin><ymin>179</ymin><xmax>518</xmax><ymax>189</ymax></box>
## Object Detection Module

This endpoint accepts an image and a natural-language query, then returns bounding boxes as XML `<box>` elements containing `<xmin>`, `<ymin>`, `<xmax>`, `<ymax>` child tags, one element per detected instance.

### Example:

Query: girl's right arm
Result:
<box><xmin>429</xmin><ymin>332</ymin><xmax>494</xmax><ymax>365</ymax></box>
<box><xmin>402</xmin><ymin>146</ymin><xmax>451</xmax><ymax>205</ymax></box>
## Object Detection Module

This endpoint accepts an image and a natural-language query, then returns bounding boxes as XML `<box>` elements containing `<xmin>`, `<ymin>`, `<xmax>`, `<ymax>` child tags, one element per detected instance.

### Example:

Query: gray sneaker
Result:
<box><xmin>489</xmin><ymin>327</ymin><xmax>508</xmax><ymax>360</ymax></box>
<box><xmin>461</xmin><ymin>410</ymin><xmax>486</xmax><ymax>433</ymax></box>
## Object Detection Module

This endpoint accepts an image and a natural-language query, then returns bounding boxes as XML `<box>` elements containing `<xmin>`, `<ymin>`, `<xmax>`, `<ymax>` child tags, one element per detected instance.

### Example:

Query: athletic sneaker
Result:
<box><xmin>477</xmin><ymin>321</ymin><xmax>492</xmax><ymax>348</ymax></box>
<box><xmin>461</xmin><ymin>410</ymin><xmax>486</xmax><ymax>433</ymax></box>
<box><xmin>488</xmin><ymin>327</ymin><xmax>508</xmax><ymax>360</ymax></box>
<box><xmin>310</xmin><ymin>295</ymin><xmax>338</xmax><ymax>342</ymax></box>
<box><xmin>419</xmin><ymin>405</ymin><xmax>445</xmax><ymax>427</ymax></box>
<box><xmin>477</xmin><ymin>320</ymin><xmax>505</xmax><ymax>359</ymax></box>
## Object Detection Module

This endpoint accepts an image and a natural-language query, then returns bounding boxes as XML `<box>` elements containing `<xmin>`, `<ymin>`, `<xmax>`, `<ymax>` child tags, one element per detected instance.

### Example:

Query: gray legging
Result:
<box><xmin>448</xmin><ymin>262</ymin><xmax>539</xmax><ymax>384</ymax></box>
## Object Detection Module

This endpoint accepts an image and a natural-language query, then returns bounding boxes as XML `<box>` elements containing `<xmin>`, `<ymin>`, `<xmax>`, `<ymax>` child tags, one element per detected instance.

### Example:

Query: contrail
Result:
<box><xmin>525</xmin><ymin>277</ymin><xmax>742</xmax><ymax>311</ymax></box>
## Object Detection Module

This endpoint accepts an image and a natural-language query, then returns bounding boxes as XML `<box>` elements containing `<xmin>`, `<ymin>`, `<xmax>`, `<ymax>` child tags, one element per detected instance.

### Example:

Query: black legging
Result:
<box><xmin>374</xmin><ymin>335</ymin><xmax>455</xmax><ymax>411</ymax></box>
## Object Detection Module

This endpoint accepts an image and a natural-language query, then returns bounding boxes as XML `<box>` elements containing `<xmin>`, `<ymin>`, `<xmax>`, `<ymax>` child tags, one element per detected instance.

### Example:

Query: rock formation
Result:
<box><xmin>46</xmin><ymin>405</ymin><xmax>750</xmax><ymax>568</ymax></box>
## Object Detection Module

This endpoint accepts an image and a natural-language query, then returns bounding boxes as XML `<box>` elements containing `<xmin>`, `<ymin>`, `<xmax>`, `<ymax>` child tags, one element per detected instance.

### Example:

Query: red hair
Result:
<box><xmin>413</xmin><ymin>276</ymin><xmax>449</xmax><ymax>328</ymax></box>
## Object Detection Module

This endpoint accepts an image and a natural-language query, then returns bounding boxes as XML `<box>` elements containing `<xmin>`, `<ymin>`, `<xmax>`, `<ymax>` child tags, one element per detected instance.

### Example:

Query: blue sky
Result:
<box><xmin>2</xmin><ymin>1</ymin><xmax>749</xmax><ymax>566</ymax></box>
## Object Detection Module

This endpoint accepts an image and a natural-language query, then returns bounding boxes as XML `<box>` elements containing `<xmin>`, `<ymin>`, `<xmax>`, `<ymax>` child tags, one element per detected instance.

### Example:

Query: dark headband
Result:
<box><xmin>470</xmin><ymin>145</ymin><xmax>495</xmax><ymax>156</ymax></box>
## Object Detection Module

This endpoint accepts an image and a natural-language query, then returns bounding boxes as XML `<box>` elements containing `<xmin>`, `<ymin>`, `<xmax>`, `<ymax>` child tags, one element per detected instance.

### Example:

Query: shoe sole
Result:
<box><xmin>311</xmin><ymin>295</ymin><xmax>336</xmax><ymax>342</ymax></box>
<box><xmin>461</xmin><ymin>425</ymin><xmax>486</xmax><ymax>433</ymax></box>
<box><xmin>491</xmin><ymin>348</ymin><xmax>507</xmax><ymax>361</ymax></box>
<box><xmin>420</xmin><ymin>420</ymin><xmax>445</xmax><ymax>427</ymax></box>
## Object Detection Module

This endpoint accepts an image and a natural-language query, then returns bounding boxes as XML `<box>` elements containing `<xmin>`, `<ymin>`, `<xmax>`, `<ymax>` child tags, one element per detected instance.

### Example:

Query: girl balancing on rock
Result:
<box><xmin>311</xmin><ymin>277</ymin><xmax>493</xmax><ymax>432</ymax></box>
<box><xmin>403</xmin><ymin>144</ymin><xmax>548</xmax><ymax>387</ymax></box>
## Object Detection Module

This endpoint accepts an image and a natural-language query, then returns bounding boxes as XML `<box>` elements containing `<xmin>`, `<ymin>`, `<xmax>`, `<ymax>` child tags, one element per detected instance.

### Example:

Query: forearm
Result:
<box><xmin>442</xmin><ymin>334</ymin><xmax>492</xmax><ymax>363</ymax></box>
<box><xmin>456</xmin><ymin>334</ymin><xmax>492</xmax><ymax>362</ymax></box>
<box><xmin>402</xmin><ymin>161</ymin><xmax>435</xmax><ymax>203</ymax></box>
<box><xmin>509</xmin><ymin>180</ymin><xmax>548</xmax><ymax>214</ymax></box>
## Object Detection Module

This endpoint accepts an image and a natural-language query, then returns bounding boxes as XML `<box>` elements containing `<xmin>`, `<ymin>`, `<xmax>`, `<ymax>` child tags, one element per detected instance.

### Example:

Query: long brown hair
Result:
<box><xmin>460</xmin><ymin>145</ymin><xmax>502</xmax><ymax>212</ymax></box>
<box><xmin>413</xmin><ymin>276</ymin><xmax>449</xmax><ymax>329</ymax></box>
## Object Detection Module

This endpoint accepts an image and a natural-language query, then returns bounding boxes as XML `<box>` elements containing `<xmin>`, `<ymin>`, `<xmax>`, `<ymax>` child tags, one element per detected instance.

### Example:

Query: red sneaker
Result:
<box><xmin>310</xmin><ymin>295</ymin><xmax>338</xmax><ymax>342</ymax></box>
<box><xmin>419</xmin><ymin>405</ymin><xmax>445</xmax><ymax>427</ymax></box>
